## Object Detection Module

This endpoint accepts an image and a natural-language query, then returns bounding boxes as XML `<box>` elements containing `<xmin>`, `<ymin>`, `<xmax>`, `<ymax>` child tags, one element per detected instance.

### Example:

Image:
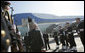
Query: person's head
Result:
<box><xmin>28</xmin><ymin>17</ymin><xmax>32</xmax><ymax>23</ymax></box>
<box><xmin>65</xmin><ymin>22</ymin><xmax>70</xmax><ymax>26</ymax></box>
<box><xmin>75</xmin><ymin>18</ymin><xmax>80</xmax><ymax>23</ymax></box>
<box><xmin>59</xmin><ymin>26</ymin><xmax>62</xmax><ymax>29</ymax></box>
<box><xmin>28</xmin><ymin>17</ymin><xmax>38</xmax><ymax>30</ymax></box>
<box><xmin>1</xmin><ymin>1</ymin><xmax>11</xmax><ymax>10</ymax></box>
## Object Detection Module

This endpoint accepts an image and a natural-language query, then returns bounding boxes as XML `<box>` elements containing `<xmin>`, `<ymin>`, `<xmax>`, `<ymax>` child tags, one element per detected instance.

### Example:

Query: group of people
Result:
<box><xmin>52</xmin><ymin>18</ymin><xmax>84</xmax><ymax>52</ymax></box>
<box><xmin>24</xmin><ymin>17</ymin><xmax>51</xmax><ymax>52</ymax></box>
<box><xmin>24</xmin><ymin>17</ymin><xmax>84</xmax><ymax>52</ymax></box>
<box><xmin>1</xmin><ymin>1</ymin><xmax>84</xmax><ymax>52</ymax></box>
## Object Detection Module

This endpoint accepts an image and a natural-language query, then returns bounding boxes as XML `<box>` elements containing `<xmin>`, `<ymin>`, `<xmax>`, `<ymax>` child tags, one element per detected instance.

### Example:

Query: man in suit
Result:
<box><xmin>66</xmin><ymin>22</ymin><xmax>77</xmax><ymax>52</ymax></box>
<box><xmin>24</xmin><ymin>33</ymin><xmax>30</xmax><ymax>52</ymax></box>
<box><xmin>68</xmin><ymin>18</ymin><xmax>81</xmax><ymax>52</ymax></box>
<box><xmin>58</xmin><ymin>26</ymin><xmax>66</xmax><ymax>50</ymax></box>
<box><xmin>43</xmin><ymin>33</ymin><xmax>51</xmax><ymax>50</ymax></box>
<box><xmin>78</xmin><ymin>20</ymin><xmax>84</xmax><ymax>47</ymax></box>
<box><xmin>53</xmin><ymin>28</ymin><xmax>59</xmax><ymax>48</ymax></box>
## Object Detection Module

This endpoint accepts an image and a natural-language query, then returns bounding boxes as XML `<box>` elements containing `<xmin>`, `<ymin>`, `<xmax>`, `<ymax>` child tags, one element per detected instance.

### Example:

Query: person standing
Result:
<box><xmin>78</xmin><ymin>20</ymin><xmax>84</xmax><ymax>47</ymax></box>
<box><xmin>24</xmin><ymin>34</ymin><xmax>29</xmax><ymax>52</ymax></box>
<box><xmin>53</xmin><ymin>28</ymin><xmax>59</xmax><ymax>48</ymax></box>
<box><xmin>1</xmin><ymin>1</ymin><xmax>23</xmax><ymax>52</ymax></box>
<box><xmin>69</xmin><ymin>18</ymin><xmax>81</xmax><ymax>52</ymax></box>
<box><xmin>43</xmin><ymin>33</ymin><xmax>51</xmax><ymax>50</ymax></box>
<box><xmin>66</xmin><ymin>22</ymin><xmax>77</xmax><ymax>52</ymax></box>
<box><xmin>58</xmin><ymin>26</ymin><xmax>66</xmax><ymax>50</ymax></box>
<box><xmin>1</xmin><ymin>1</ymin><xmax>13</xmax><ymax>52</ymax></box>
<box><xmin>28</xmin><ymin>17</ymin><xmax>45</xmax><ymax>52</ymax></box>
<box><xmin>64</xmin><ymin>23</ymin><xmax>70</xmax><ymax>49</ymax></box>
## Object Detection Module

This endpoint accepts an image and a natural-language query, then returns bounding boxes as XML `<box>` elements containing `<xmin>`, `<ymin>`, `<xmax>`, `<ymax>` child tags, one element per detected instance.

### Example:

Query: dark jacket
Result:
<box><xmin>53</xmin><ymin>32</ymin><xmax>58</xmax><ymax>37</ymax></box>
<box><xmin>28</xmin><ymin>29</ymin><xmax>44</xmax><ymax>49</ymax></box>
<box><xmin>1</xmin><ymin>12</ymin><xmax>11</xmax><ymax>52</ymax></box>
<box><xmin>43</xmin><ymin>34</ymin><xmax>49</xmax><ymax>41</ymax></box>
<box><xmin>24</xmin><ymin>35</ymin><xmax>29</xmax><ymax>45</ymax></box>
<box><xmin>78</xmin><ymin>20</ymin><xmax>84</xmax><ymax>30</ymax></box>
<box><xmin>59</xmin><ymin>29</ymin><xmax>64</xmax><ymax>36</ymax></box>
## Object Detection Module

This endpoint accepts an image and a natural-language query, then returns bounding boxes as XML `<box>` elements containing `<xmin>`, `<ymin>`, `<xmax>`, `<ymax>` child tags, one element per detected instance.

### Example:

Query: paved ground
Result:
<box><xmin>8</xmin><ymin>36</ymin><xmax>84</xmax><ymax>52</ymax></box>
<box><xmin>45</xmin><ymin>37</ymin><xmax>84</xmax><ymax>52</ymax></box>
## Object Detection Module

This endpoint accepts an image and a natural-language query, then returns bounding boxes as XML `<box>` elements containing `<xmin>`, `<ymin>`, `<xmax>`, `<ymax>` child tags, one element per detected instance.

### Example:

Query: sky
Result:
<box><xmin>9</xmin><ymin>1</ymin><xmax>84</xmax><ymax>16</ymax></box>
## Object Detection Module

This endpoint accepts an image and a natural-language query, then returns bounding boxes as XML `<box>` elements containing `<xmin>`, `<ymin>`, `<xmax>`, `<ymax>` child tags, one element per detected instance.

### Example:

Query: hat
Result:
<box><xmin>1</xmin><ymin>1</ymin><xmax>11</xmax><ymax>8</ymax></box>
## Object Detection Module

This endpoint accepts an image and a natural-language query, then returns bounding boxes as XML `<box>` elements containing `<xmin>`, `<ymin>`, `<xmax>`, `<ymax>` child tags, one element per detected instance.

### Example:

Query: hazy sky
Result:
<box><xmin>9</xmin><ymin>1</ymin><xmax>84</xmax><ymax>16</ymax></box>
